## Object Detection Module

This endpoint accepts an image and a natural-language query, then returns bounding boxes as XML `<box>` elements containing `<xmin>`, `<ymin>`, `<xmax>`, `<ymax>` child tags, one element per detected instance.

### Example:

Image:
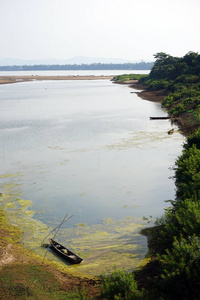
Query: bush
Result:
<box><xmin>183</xmin><ymin>128</ymin><xmax>200</xmax><ymax>150</ymax></box>
<box><xmin>150</xmin><ymin>197</ymin><xmax>200</xmax><ymax>255</ymax></box>
<box><xmin>113</xmin><ymin>74</ymin><xmax>147</xmax><ymax>82</ymax></box>
<box><xmin>175</xmin><ymin>145</ymin><xmax>200</xmax><ymax>199</ymax></box>
<box><xmin>148</xmin><ymin>80</ymin><xmax>170</xmax><ymax>90</ymax></box>
<box><xmin>100</xmin><ymin>267</ymin><xmax>142</xmax><ymax>300</ymax></box>
<box><xmin>162</xmin><ymin>95</ymin><xmax>174</xmax><ymax>107</ymax></box>
<box><xmin>158</xmin><ymin>235</ymin><xmax>200</xmax><ymax>299</ymax></box>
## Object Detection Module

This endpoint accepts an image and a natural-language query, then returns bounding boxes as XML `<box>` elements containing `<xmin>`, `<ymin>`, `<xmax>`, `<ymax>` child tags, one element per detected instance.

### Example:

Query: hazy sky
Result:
<box><xmin>1</xmin><ymin>0</ymin><xmax>200</xmax><ymax>61</ymax></box>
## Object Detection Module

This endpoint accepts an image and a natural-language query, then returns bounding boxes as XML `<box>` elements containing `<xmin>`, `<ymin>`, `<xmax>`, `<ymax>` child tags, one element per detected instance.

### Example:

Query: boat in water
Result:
<box><xmin>49</xmin><ymin>238</ymin><xmax>83</xmax><ymax>264</ymax></box>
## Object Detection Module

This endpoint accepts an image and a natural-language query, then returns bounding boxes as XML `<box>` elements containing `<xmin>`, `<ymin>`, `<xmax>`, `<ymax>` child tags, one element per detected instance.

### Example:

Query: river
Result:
<box><xmin>0</xmin><ymin>71</ymin><xmax>185</xmax><ymax>275</ymax></box>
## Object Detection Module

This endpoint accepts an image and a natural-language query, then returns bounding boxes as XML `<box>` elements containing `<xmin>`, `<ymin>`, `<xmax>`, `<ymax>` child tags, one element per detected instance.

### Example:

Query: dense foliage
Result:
<box><xmin>100</xmin><ymin>268</ymin><xmax>142</xmax><ymax>299</ymax></box>
<box><xmin>100</xmin><ymin>53</ymin><xmax>200</xmax><ymax>299</ymax></box>
<box><xmin>140</xmin><ymin>53</ymin><xmax>200</xmax><ymax>298</ymax></box>
<box><xmin>0</xmin><ymin>61</ymin><xmax>154</xmax><ymax>71</ymax></box>
<box><xmin>149</xmin><ymin>129</ymin><xmax>200</xmax><ymax>299</ymax></box>
<box><xmin>139</xmin><ymin>52</ymin><xmax>200</xmax><ymax>131</ymax></box>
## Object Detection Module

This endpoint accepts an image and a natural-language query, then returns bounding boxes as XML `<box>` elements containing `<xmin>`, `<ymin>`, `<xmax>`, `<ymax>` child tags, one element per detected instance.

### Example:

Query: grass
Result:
<box><xmin>0</xmin><ymin>264</ymin><xmax>66</xmax><ymax>300</ymax></box>
<box><xmin>113</xmin><ymin>74</ymin><xmax>148</xmax><ymax>82</ymax></box>
<box><xmin>0</xmin><ymin>263</ymin><xmax>94</xmax><ymax>299</ymax></box>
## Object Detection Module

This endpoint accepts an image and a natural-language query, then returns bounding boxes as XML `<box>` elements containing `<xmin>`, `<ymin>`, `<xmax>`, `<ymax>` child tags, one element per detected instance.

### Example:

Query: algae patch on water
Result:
<box><xmin>0</xmin><ymin>172</ymin><xmax>22</xmax><ymax>178</ymax></box>
<box><xmin>48</xmin><ymin>217</ymin><xmax>150</xmax><ymax>275</ymax></box>
<box><xmin>0</xmin><ymin>176</ymin><xmax>49</xmax><ymax>252</ymax></box>
<box><xmin>105</xmin><ymin>130</ymin><xmax>182</xmax><ymax>150</ymax></box>
<box><xmin>0</xmin><ymin>174</ymin><xmax>150</xmax><ymax>276</ymax></box>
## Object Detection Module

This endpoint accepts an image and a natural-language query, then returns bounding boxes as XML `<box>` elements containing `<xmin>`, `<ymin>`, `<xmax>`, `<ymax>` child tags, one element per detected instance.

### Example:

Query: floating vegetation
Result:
<box><xmin>52</xmin><ymin>217</ymin><xmax>150</xmax><ymax>275</ymax></box>
<box><xmin>0</xmin><ymin>175</ymin><xmax>49</xmax><ymax>253</ymax></box>
<box><xmin>0</xmin><ymin>173</ymin><xmax>150</xmax><ymax>276</ymax></box>
<box><xmin>75</xmin><ymin>223</ymin><xmax>87</xmax><ymax>227</ymax></box>
<box><xmin>0</xmin><ymin>172</ymin><xmax>22</xmax><ymax>179</ymax></box>
<box><xmin>48</xmin><ymin>145</ymin><xmax>65</xmax><ymax>150</ymax></box>
<box><xmin>105</xmin><ymin>130</ymin><xmax>183</xmax><ymax>151</ymax></box>
<box><xmin>60</xmin><ymin>159</ymin><xmax>69</xmax><ymax>165</ymax></box>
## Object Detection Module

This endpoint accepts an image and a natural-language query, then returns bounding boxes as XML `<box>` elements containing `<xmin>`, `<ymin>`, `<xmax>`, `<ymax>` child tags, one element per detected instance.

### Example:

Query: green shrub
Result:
<box><xmin>183</xmin><ymin>128</ymin><xmax>200</xmax><ymax>150</ymax></box>
<box><xmin>148</xmin><ymin>79</ymin><xmax>170</xmax><ymax>90</ymax></box>
<box><xmin>162</xmin><ymin>95</ymin><xmax>174</xmax><ymax>107</ymax></box>
<box><xmin>151</xmin><ymin>198</ymin><xmax>200</xmax><ymax>255</ymax></box>
<box><xmin>175</xmin><ymin>145</ymin><xmax>200</xmax><ymax>199</ymax></box>
<box><xmin>100</xmin><ymin>267</ymin><xmax>142</xmax><ymax>300</ymax></box>
<box><xmin>158</xmin><ymin>235</ymin><xmax>200</xmax><ymax>299</ymax></box>
<box><xmin>113</xmin><ymin>74</ymin><xmax>147</xmax><ymax>82</ymax></box>
<box><xmin>132</xmin><ymin>52</ymin><xmax>200</xmax><ymax>299</ymax></box>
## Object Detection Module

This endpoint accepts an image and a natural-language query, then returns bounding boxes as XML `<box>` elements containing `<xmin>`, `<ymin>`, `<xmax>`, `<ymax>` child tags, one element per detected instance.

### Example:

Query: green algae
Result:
<box><xmin>0</xmin><ymin>172</ymin><xmax>22</xmax><ymax>179</ymax></box>
<box><xmin>76</xmin><ymin>223</ymin><xmax>87</xmax><ymax>227</ymax></box>
<box><xmin>51</xmin><ymin>217</ymin><xmax>150</xmax><ymax>275</ymax></box>
<box><xmin>0</xmin><ymin>173</ymin><xmax>150</xmax><ymax>277</ymax></box>
<box><xmin>60</xmin><ymin>159</ymin><xmax>69</xmax><ymax>165</ymax></box>
<box><xmin>105</xmin><ymin>130</ymin><xmax>182</xmax><ymax>150</ymax></box>
<box><xmin>48</xmin><ymin>145</ymin><xmax>65</xmax><ymax>150</ymax></box>
<box><xmin>0</xmin><ymin>176</ymin><xmax>48</xmax><ymax>249</ymax></box>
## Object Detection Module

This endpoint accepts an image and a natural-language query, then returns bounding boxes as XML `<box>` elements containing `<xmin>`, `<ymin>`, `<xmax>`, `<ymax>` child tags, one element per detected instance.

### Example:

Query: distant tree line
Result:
<box><xmin>0</xmin><ymin>62</ymin><xmax>154</xmax><ymax>71</ymax></box>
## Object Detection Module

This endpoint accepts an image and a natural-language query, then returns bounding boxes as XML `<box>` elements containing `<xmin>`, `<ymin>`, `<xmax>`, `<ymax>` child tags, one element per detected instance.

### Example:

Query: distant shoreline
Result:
<box><xmin>0</xmin><ymin>75</ymin><xmax>114</xmax><ymax>85</ymax></box>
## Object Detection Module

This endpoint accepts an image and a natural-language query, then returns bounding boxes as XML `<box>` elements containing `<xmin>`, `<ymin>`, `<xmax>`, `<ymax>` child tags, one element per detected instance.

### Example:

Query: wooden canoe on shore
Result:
<box><xmin>150</xmin><ymin>116</ymin><xmax>170</xmax><ymax>120</ymax></box>
<box><xmin>49</xmin><ymin>238</ymin><xmax>83</xmax><ymax>264</ymax></box>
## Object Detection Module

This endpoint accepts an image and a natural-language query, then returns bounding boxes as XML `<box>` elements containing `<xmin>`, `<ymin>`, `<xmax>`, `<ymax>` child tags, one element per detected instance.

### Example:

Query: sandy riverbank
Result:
<box><xmin>0</xmin><ymin>75</ymin><xmax>114</xmax><ymax>85</ymax></box>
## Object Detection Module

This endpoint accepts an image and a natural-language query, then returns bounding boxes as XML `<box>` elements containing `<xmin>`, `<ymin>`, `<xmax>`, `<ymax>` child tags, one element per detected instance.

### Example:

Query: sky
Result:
<box><xmin>1</xmin><ymin>0</ymin><xmax>200</xmax><ymax>62</ymax></box>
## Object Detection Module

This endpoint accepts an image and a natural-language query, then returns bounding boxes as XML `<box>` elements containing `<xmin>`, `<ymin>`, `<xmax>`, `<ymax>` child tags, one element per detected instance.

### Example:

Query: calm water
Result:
<box><xmin>0</xmin><ymin>78</ymin><xmax>185</xmax><ymax>273</ymax></box>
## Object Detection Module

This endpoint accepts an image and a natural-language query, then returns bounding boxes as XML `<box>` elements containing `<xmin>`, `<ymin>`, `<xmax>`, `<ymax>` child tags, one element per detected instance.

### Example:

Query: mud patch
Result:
<box><xmin>0</xmin><ymin>244</ymin><xmax>15</xmax><ymax>267</ymax></box>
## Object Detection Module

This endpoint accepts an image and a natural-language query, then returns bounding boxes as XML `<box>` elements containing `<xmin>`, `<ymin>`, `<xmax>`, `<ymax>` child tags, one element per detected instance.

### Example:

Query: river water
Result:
<box><xmin>0</xmin><ymin>72</ymin><xmax>185</xmax><ymax>274</ymax></box>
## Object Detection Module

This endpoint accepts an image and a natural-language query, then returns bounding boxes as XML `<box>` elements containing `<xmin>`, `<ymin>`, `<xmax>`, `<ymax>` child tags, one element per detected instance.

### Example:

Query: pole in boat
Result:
<box><xmin>41</xmin><ymin>213</ymin><xmax>73</xmax><ymax>245</ymax></box>
<box><xmin>42</xmin><ymin>213</ymin><xmax>73</xmax><ymax>264</ymax></box>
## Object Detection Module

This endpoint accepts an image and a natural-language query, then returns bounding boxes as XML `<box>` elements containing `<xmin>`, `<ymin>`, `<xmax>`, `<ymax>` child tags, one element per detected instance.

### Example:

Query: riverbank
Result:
<box><xmin>0</xmin><ymin>75</ymin><xmax>114</xmax><ymax>85</ymax></box>
<box><xmin>0</xmin><ymin>210</ymin><xmax>100</xmax><ymax>299</ymax></box>
<box><xmin>130</xmin><ymin>82</ymin><xmax>167</xmax><ymax>102</ymax></box>
<box><xmin>129</xmin><ymin>82</ymin><xmax>192</xmax><ymax>135</ymax></box>
<box><xmin>112</xmin><ymin>77</ymin><xmax>167</xmax><ymax>103</ymax></box>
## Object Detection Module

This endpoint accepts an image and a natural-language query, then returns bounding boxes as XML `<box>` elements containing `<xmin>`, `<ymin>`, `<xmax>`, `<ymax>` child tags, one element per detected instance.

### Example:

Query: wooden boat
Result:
<box><xmin>150</xmin><ymin>116</ymin><xmax>170</xmax><ymax>120</ymax></box>
<box><xmin>49</xmin><ymin>238</ymin><xmax>83</xmax><ymax>264</ymax></box>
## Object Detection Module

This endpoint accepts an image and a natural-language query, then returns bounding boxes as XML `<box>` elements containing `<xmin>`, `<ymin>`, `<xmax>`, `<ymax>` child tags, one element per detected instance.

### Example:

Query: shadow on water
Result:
<box><xmin>43</xmin><ymin>244</ymin><xmax>75</xmax><ymax>266</ymax></box>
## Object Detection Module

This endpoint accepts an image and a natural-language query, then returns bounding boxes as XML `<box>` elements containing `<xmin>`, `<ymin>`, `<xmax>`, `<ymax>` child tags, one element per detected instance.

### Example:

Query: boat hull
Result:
<box><xmin>150</xmin><ymin>116</ymin><xmax>170</xmax><ymax>120</ymax></box>
<box><xmin>49</xmin><ymin>239</ymin><xmax>83</xmax><ymax>264</ymax></box>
